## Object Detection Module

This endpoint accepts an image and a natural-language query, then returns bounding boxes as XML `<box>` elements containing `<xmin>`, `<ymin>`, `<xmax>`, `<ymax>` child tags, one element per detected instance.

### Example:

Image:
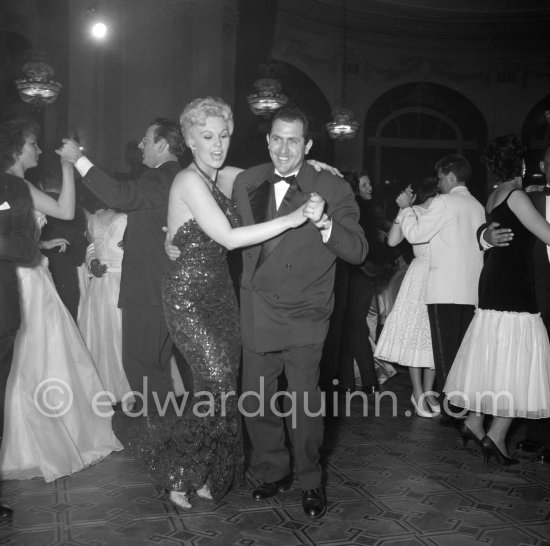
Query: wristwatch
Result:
<box><xmin>317</xmin><ymin>215</ymin><xmax>332</xmax><ymax>230</ymax></box>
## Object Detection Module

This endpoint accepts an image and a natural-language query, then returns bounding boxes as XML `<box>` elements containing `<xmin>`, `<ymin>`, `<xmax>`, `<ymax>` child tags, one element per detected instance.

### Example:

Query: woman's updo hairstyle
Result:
<box><xmin>411</xmin><ymin>176</ymin><xmax>438</xmax><ymax>206</ymax></box>
<box><xmin>482</xmin><ymin>133</ymin><xmax>526</xmax><ymax>183</ymax></box>
<box><xmin>179</xmin><ymin>97</ymin><xmax>234</xmax><ymax>144</ymax></box>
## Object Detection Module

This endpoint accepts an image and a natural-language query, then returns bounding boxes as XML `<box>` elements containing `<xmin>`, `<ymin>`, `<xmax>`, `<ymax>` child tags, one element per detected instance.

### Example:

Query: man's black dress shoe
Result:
<box><xmin>438</xmin><ymin>415</ymin><xmax>460</xmax><ymax>428</ymax></box>
<box><xmin>0</xmin><ymin>503</ymin><xmax>13</xmax><ymax>518</ymax></box>
<box><xmin>252</xmin><ymin>473</ymin><xmax>293</xmax><ymax>500</ymax></box>
<box><xmin>516</xmin><ymin>438</ymin><xmax>542</xmax><ymax>453</ymax></box>
<box><xmin>302</xmin><ymin>488</ymin><xmax>326</xmax><ymax>519</ymax></box>
<box><xmin>536</xmin><ymin>448</ymin><xmax>550</xmax><ymax>464</ymax></box>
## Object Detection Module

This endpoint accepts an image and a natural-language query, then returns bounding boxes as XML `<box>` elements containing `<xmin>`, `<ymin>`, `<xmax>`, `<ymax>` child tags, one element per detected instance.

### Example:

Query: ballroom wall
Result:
<box><xmin>2</xmin><ymin>0</ymin><xmax>550</xmax><ymax>194</ymax></box>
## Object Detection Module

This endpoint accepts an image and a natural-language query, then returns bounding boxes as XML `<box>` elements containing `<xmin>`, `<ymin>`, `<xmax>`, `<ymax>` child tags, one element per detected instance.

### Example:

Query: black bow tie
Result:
<box><xmin>272</xmin><ymin>174</ymin><xmax>297</xmax><ymax>185</ymax></box>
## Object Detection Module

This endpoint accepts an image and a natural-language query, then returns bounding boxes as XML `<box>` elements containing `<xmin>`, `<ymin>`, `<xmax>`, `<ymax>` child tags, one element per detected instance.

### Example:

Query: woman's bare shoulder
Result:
<box><xmin>217</xmin><ymin>165</ymin><xmax>244</xmax><ymax>197</ymax></box>
<box><xmin>172</xmin><ymin>167</ymin><xmax>203</xmax><ymax>189</ymax></box>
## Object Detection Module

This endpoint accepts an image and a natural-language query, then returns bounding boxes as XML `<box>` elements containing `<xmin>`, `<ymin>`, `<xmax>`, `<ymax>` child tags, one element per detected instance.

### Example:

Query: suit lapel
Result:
<box><xmin>248</xmin><ymin>180</ymin><xmax>272</xmax><ymax>224</ymax></box>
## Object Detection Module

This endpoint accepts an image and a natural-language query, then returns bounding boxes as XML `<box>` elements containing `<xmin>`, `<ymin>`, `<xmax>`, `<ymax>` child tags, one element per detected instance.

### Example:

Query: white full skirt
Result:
<box><xmin>444</xmin><ymin>308</ymin><xmax>550</xmax><ymax>418</ymax></box>
<box><xmin>78</xmin><ymin>270</ymin><xmax>131</xmax><ymax>401</ymax></box>
<box><xmin>374</xmin><ymin>257</ymin><xmax>434</xmax><ymax>369</ymax></box>
<box><xmin>0</xmin><ymin>259</ymin><xmax>122</xmax><ymax>482</ymax></box>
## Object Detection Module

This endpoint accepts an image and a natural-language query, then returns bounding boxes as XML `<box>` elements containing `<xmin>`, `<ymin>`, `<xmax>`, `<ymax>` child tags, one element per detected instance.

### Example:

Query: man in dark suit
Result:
<box><xmin>38</xmin><ymin>164</ymin><xmax>88</xmax><ymax>320</ymax></box>
<box><xmin>0</xmin><ymin>172</ymin><xmax>37</xmax><ymax>517</ymax></box>
<box><xmin>483</xmin><ymin>144</ymin><xmax>550</xmax><ymax>463</ymax></box>
<box><xmin>58</xmin><ymin>118</ymin><xmax>189</xmax><ymax>409</ymax></box>
<box><xmin>233</xmin><ymin>105</ymin><xmax>367</xmax><ymax>519</ymax></box>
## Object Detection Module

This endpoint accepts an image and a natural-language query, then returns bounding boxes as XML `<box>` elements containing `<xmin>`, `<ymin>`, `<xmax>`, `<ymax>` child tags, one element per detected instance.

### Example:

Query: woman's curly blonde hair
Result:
<box><xmin>179</xmin><ymin>97</ymin><xmax>234</xmax><ymax>143</ymax></box>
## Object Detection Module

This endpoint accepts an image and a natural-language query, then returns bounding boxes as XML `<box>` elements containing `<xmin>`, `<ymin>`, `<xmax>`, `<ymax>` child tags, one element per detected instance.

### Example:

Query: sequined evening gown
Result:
<box><xmin>114</xmin><ymin>181</ymin><xmax>244</xmax><ymax>500</ymax></box>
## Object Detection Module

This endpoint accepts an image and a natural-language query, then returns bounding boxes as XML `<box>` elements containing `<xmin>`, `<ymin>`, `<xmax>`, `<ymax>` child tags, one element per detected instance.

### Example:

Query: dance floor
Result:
<box><xmin>1</xmin><ymin>370</ymin><xmax>549</xmax><ymax>546</ymax></box>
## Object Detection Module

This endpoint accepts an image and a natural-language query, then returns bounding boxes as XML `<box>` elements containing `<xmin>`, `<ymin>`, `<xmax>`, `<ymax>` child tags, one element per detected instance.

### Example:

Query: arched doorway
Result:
<box><xmin>364</xmin><ymin>83</ymin><xmax>488</xmax><ymax>207</ymax></box>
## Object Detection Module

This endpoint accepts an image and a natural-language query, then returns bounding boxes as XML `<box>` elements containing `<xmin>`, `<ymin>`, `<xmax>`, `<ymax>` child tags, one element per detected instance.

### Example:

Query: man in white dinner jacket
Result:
<box><xmin>395</xmin><ymin>154</ymin><xmax>485</xmax><ymax>424</ymax></box>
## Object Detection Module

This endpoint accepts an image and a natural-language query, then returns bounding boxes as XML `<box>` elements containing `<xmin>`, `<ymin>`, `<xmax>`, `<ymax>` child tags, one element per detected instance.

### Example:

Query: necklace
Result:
<box><xmin>193</xmin><ymin>160</ymin><xmax>217</xmax><ymax>188</ymax></box>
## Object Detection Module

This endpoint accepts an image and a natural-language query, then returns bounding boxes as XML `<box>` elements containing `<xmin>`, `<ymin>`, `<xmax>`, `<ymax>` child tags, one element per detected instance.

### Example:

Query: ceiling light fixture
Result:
<box><xmin>247</xmin><ymin>64</ymin><xmax>288</xmax><ymax>118</ymax></box>
<box><xmin>15</xmin><ymin>52</ymin><xmax>62</xmax><ymax>106</ymax></box>
<box><xmin>326</xmin><ymin>0</ymin><xmax>359</xmax><ymax>140</ymax></box>
<box><xmin>246</xmin><ymin>2</ymin><xmax>287</xmax><ymax>118</ymax></box>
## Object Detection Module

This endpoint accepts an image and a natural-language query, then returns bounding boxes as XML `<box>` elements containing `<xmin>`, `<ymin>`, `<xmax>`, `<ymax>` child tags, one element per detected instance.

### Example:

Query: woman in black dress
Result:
<box><xmin>444</xmin><ymin>134</ymin><xmax>550</xmax><ymax>465</ymax></box>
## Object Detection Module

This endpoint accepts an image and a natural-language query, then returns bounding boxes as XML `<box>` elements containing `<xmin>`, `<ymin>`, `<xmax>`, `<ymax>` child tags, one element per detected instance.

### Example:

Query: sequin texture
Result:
<box><xmin>114</xmin><ymin>182</ymin><xmax>244</xmax><ymax>499</ymax></box>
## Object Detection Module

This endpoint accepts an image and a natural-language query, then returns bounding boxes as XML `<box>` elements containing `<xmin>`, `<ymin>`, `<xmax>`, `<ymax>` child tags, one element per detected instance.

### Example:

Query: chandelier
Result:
<box><xmin>326</xmin><ymin>108</ymin><xmax>359</xmax><ymax>141</ymax></box>
<box><xmin>246</xmin><ymin>1</ymin><xmax>287</xmax><ymax>119</ymax></box>
<box><xmin>15</xmin><ymin>60</ymin><xmax>62</xmax><ymax>106</ymax></box>
<box><xmin>326</xmin><ymin>0</ymin><xmax>359</xmax><ymax>140</ymax></box>
<box><xmin>247</xmin><ymin>75</ymin><xmax>288</xmax><ymax>117</ymax></box>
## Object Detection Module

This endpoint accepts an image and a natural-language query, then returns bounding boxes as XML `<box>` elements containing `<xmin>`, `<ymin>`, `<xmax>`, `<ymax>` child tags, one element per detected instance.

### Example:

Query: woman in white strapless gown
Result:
<box><xmin>78</xmin><ymin>209</ymin><xmax>131</xmax><ymax>402</ymax></box>
<box><xmin>0</xmin><ymin>122</ymin><xmax>121</xmax><ymax>482</ymax></box>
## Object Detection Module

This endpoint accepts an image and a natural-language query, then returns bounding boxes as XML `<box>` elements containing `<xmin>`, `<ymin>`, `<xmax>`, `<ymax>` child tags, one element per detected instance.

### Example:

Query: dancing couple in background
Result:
<box><xmin>0</xmin><ymin>119</ymin><xmax>121</xmax><ymax>483</ymax></box>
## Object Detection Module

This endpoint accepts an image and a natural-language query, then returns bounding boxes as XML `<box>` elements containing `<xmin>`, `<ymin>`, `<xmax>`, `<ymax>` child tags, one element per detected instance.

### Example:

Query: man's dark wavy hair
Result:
<box><xmin>269</xmin><ymin>104</ymin><xmax>311</xmax><ymax>141</ymax></box>
<box><xmin>0</xmin><ymin>119</ymin><xmax>40</xmax><ymax>171</ymax></box>
<box><xmin>152</xmin><ymin>117</ymin><xmax>186</xmax><ymax>158</ymax></box>
<box><xmin>434</xmin><ymin>154</ymin><xmax>472</xmax><ymax>184</ymax></box>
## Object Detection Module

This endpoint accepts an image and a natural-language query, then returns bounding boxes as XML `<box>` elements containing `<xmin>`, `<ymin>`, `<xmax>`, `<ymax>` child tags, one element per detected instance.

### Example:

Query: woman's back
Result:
<box><xmin>480</xmin><ymin>189</ymin><xmax>536</xmax><ymax>313</ymax></box>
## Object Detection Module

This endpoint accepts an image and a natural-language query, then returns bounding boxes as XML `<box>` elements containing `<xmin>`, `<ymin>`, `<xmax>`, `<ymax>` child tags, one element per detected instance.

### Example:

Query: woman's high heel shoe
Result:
<box><xmin>410</xmin><ymin>394</ymin><xmax>434</xmax><ymax>418</ymax></box>
<box><xmin>169</xmin><ymin>490</ymin><xmax>192</xmax><ymax>510</ymax></box>
<box><xmin>426</xmin><ymin>400</ymin><xmax>441</xmax><ymax>415</ymax></box>
<box><xmin>458</xmin><ymin>422</ymin><xmax>482</xmax><ymax>447</ymax></box>
<box><xmin>196</xmin><ymin>484</ymin><xmax>212</xmax><ymax>500</ymax></box>
<box><xmin>480</xmin><ymin>436</ymin><xmax>519</xmax><ymax>467</ymax></box>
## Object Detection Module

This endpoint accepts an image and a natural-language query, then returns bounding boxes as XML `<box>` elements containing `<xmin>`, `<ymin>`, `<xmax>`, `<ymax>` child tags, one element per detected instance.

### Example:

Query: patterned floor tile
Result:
<box><xmin>1</xmin><ymin>372</ymin><xmax>549</xmax><ymax>545</ymax></box>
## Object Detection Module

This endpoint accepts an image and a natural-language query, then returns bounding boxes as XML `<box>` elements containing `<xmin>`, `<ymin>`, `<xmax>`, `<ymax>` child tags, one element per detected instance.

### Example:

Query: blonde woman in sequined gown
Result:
<box><xmin>114</xmin><ymin>97</ymin><xmax>324</xmax><ymax>509</ymax></box>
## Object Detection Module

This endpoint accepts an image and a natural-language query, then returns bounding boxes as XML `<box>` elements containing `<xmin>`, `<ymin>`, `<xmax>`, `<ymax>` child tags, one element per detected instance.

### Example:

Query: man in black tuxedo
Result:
<box><xmin>38</xmin><ymin>166</ymin><xmax>88</xmax><ymax>320</ymax></box>
<box><xmin>483</xmin><ymin>144</ymin><xmax>550</xmax><ymax>463</ymax></box>
<box><xmin>58</xmin><ymin>119</ymin><xmax>189</xmax><ymax>409</ymax></box>
<box><xmin>0</xmin><ymin>172</ymin><xmax>37</xmax><ymax>517</ymax></box>
<box><xmin>233</xmin><ymin>105</ymin><xmax>367</xmax><ymax>519</ymax></box>
<box><xmin>518</xmin><ymin>146</ymin><xmax>550</xmax><ymax>462</ymax></box>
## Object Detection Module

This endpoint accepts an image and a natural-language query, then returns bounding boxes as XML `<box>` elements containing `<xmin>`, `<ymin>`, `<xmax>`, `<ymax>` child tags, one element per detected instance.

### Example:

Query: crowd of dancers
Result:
<box><xmin>0</xmin><ymin>97</ymin><xmax>549</xmax><ymax>522</ymax></box>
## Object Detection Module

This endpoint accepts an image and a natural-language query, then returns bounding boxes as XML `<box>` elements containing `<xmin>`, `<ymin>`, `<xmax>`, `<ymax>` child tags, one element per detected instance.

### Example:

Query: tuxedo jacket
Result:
<box><xmin>0</xmin><ymin>173</ymin><xmax>37</xmax><ymax>334</ymax></box>
<box><xmin>400</xmin><ymin>185</ymin><xmax>485</xmax><ymax>305</ymax></box>
<box><xmin>526</xmin><ymin>190</ymin><xmax>550</xmax><ymax>328</ymax></box>
<box><xmin>233</xmin><ymin>163</ymin><xmax>367</xmax><ymax>352</ymax></box>
<box><xmin>41</xmin><ymin>193</ymin><xmax>88</xmax><ymax>267</ymax></box>
<box><xmin>82</xmin><ymin>161</ymin><xmax>181</xmax><ymax>308</ymax></box>
<box><xmin>41</xmin><ymin>193</ymin><xmax>88</xmax><ymax>304</ymax></box>
<box><xmin>529</xmin><ymin>190</ymin><xmax>550</xmax><ymax>274</ymax></box>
